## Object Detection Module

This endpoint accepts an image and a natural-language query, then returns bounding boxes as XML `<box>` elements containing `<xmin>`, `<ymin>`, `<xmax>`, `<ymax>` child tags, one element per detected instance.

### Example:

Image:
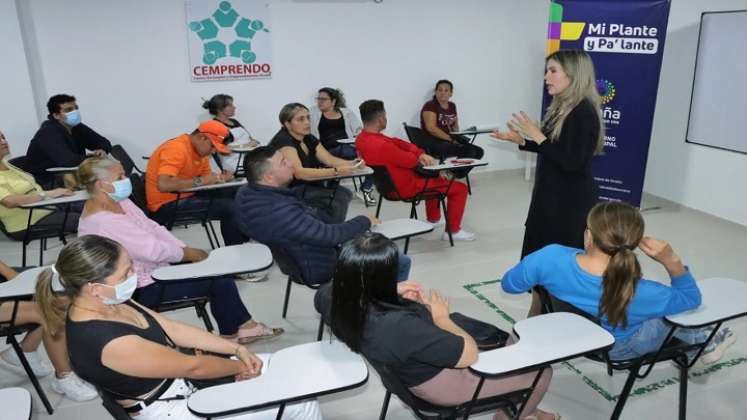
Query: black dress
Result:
<box><xmin>519</xmin><ymin>99</ymin><xmax>600</xmax><ymax>258</ymax></box>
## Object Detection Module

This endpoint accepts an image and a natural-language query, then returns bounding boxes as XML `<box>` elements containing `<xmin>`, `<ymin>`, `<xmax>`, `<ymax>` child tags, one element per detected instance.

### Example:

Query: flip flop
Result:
<box><xmin>235</xmin><ymin>323</ymin><xmax>284</xmax><ymax>344</ymax></box>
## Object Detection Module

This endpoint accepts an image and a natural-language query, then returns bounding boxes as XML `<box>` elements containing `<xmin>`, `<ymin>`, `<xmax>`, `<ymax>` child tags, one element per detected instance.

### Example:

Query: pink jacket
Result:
<box><xmin>78</xmin><ymin>199</ymin><xmax>185</xmax><ymax>288</ymax></box>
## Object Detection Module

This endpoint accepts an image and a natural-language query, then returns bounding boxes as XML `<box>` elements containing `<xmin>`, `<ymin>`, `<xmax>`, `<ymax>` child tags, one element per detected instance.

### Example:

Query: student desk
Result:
<box><xmin>187</xmin><ymin>341</ymin><xmax>368</xmax><ymax>419</ymax></box>
<box><xmin>17</xmin><ymin>190</ymin><xmax>89</xmax><ymax>266</ymax></box>
<box><xmin>0</xmin><ymin>387</ymin><xmax>31</xmax><ymax>420</ymax></box>
<box><xmin>151</xmin><ymin>243</ymin><xmax>273</xmax><ymax>281</ymax></box>
<box><xmin>372</xmin><ymin>218</ymin><xmax>434</xmax><ymax>254</ymax></box>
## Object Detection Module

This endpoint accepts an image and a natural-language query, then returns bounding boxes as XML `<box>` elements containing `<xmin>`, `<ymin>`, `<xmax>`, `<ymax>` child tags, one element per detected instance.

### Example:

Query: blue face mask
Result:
<box><xmin>100</xmin><ymin>274</ymin><xmax>138</xmax><ymax>305</ymax></box>
<box><xmin>108</xmin><ymin>178</ymin><xmax>132</xmax><ymax>202</ymax></box>
<box><xmin>64</xmin><ymin>109</ymin><xmax>81</xmax><ymax>127</ymax></box>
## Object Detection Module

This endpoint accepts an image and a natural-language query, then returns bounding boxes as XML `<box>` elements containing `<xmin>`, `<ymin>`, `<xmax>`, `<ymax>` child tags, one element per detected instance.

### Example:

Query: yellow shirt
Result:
<box><xmin>0</xmin><ymin>159</ymin><xmax>51</xmax><ymax>233</ymax></box>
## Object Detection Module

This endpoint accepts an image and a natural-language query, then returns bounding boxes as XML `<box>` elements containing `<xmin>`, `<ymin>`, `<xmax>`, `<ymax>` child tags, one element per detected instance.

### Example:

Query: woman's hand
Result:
<box><xmin>397</xmin><ymin>281</ymin><xmax>424</xmax><ymax>303</ymax></box>
<box><xmin>638</xmin><ymin>236</ymin><xmax>685</xmax><ymax>276</ymax></box>
<box><xmin>422</xmin><ymin>290</ymin><xmax>451</xmax><ymax>325</ymax></box>
<box><xmin>490</xmin><ymin>126</ymin><xmax>524</xmax><ymax>145</ymax></box>
<box><xmin>418</xmin><ymin>154</ymin><xmax>438</xmax><ymax>167</ymax></box>
<box><xmin>334</xmin><ymin>165</ymin><xmax>357</xmax><ymax>175</ymax></box>
<box><xmin>46</xmin><ymin>188</ymin><xmax>73</xmax><ymax>199</ymax></box>
<box><xmin>183</xmin><ymin>247</ymin><xmax>209</xmax><ymax>262</ymax></box>
<box><xmin>234</xmin><ymin>347</ymin><xmax>263</xmax><ymax>381</ymax></box>
<box><xmin>509</xmin><ymin>112</ymin><xmax>546</xmax><ymax>144</ymax></box>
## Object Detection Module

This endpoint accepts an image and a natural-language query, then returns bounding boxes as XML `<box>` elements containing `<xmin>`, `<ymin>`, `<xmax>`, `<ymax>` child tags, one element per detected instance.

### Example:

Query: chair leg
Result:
<box><xmin>22</xmin><ymin>242</ymin><xmax>27</xmax><ymax>267</ymax></box>
<box><xmin>403</xmin><ymin>237</ymin><xmax>410</xmax><ymax>255</ymax></box>
<box><xmin>678</xmin><ymin>358</ymin><xmax>688</xmax><ymax>420</ymax></box>
<box><xmin>39</xmin><ymin>239</ymin><xmax>44</xmax><ymax>266</ymax></box>
<box><xmin>375</xmin><ymin>196</ymin><xmax>383</xmax><ymax>218</ymax></box>
<box><xmin>282</xmin><ymin>277</ymin><xmax>292</xmax><ymax>318</ymax></box>
<box><xmin>378</xmin><ymin>391</ymin><xmax>392</xmax><ymax>420</ymax></box>
<box><xmin>196</xmin><ymin>302</ymin><xmax>215</xmax><ymax>332</ymax></box>
<box><xmin>466</xmin><ymin>174</ymin><xmax>472</xmax><ymax>195</ymax></box>
<box><xmin>208</xmin><ymin>221</ymin><xmax>221</xmax><ymax>248</ymax></box>
<box><xmin>611</xmin><ymin>365</ymin><xmax>641</xmax><ymax>420</ymax></box>
<box><xmin>441</xmin><ymin>198</ymin><xmax>453</xmax><ymax>246</ymax></box>
<box><xmin>409</xmin><ymin>202</ymin><xmax>418</xmax><ymax>219</ymax></box>
<box><xmin>203</xmin><ymin>223</ymin><xmax>215</xmax><ymax>250</ymax></box>
<box><xmin>316</xmin><ymin>317</ymin><xmax>324</xmax><ymax>341</ymax></box>
<box><xmin>9</xmin><ymin>336</ymin><xmax>53</xmax><ymax>414</ymax></box>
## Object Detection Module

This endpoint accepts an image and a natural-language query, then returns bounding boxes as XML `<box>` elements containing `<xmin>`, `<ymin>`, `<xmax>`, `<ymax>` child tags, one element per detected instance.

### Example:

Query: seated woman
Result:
<box><xmin>0</xmin><ymin>130</ymin><xmax>79</xmax><ymax>240</ymax></box>
<box><xmin>35</xmin><ymin>235</ymin><xmax>321</xmax><ymax>419</ymax></box>
<box><xmin>420</xmin><ymin>80</ymin><xmax>484</xmax><ymax>161</ymax></box>
<box><xmin>203</xmin><ymin>94</ymin><xmax>260</xmax><ymax>175</ymax></box>
<box><xmin>315</xmin><ymin>233</ymin><xmax>557</xmax><ymax>420</ymax></box>
<box><xmin>310</xmin><ymin>88</ymin><xmax>375</xmax><ymax>205</ymax></box>
<box><xmin>502</xmin><ymin>201</ymin><xmax>735</xmax><ymax>362</ymax></box>
<box><xmin>269</xmin><ymin>103</ymin><xmax>360</xmax><ymax>224</ymax></box>
<box><xmin>0</xmin><ymin>260</ymin><xmax>96</xmax><ymax>401</ymax></box>
<box><xmin>76</xmin><ymin>156</ymin><xmax>282</xmax><ymax>343</ymax></box>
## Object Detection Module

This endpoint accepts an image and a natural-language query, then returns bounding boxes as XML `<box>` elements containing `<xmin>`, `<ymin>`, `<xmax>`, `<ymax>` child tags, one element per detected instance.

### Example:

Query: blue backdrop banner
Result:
<box><xmin>544</xmin><ymin>0</ymin><xmax>671</xmax><ymax>206</ymax></box>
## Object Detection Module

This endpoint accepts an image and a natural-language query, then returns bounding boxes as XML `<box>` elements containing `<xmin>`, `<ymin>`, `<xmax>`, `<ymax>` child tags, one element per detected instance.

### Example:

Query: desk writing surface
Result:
<box><xmin>20</xmin><ymin>190</ymin><xmax>89</xmax><ymax>208</ymax></box>
<box><xmin>471</xmin><ymin>312</ymin><xmax>613</xmax><ymax>376</ymax></box>
<box><xmin>310</xmin><ymin>167</ymin><xmax>373</xmax><ymax>181</ymax></box>
<box><xmin>666</xmin><ymin>277</ymin><xmax>747</xmax><ymax>327</ymax></box>
<box><xmin>187</xmin><ymin>341</ymin><xmax>368</xmax><ymax>417</ymax></box>
<box><xmin>0</xmin><ymin>266</ymin><xmax>63</xmax><ymax>299</ymax></box>
<box><xmin>151</xmin><ymin>243</ymin><xmax>272</xmax><ymax>281</ymax></box>
<box><xmin>450</xmin><ymin>125</ymin><xmax>501</xmax><ymax>136</ymax></box>
<box><xmin>336</xmin><ymin>138</ymin><xmax>356</xmax><ymax>144</ymax></box>
<box><xmin>181</xmin><ymin>179</ymin><xmax>247</xmax><ymax>193</ymax></box>
<box><xmin>45</xmin><ymin>166</ymin><xmax>79</xmax><ymax>173</ymax></box>
<box><xmin>422</xmin><ymin>159</ymin><xmax>489</xmax><ymax>171</ymax></box>
<box><xmin>0</xmin><ymin>387</ymin><xmax>31</xmax><ymax>420</ymax></box>
<box><xmin>372</xmin><ymin>219</ymin><xmax>433</xmax><ymax>240</ymax></box>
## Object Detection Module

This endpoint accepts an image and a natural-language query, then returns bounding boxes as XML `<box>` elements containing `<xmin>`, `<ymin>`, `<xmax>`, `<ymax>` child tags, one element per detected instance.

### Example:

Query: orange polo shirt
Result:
<box><xmin>145</xmin><ymin>134</ymin><xmax>211</xmax><ymax>212</ymax></box>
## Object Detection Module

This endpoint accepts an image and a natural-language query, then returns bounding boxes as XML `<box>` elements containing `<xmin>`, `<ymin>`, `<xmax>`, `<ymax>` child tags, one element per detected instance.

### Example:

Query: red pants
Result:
<box><xmin>423</xmin><ymin>179</ymin><xmax>468</xmax><ymax>232</ymax></box>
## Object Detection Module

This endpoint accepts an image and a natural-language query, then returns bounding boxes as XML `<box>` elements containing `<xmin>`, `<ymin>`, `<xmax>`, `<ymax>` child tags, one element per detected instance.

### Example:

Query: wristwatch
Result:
<box><xmin>192</xmin><ymin>176</ymin><xmax>203</xmax><ymax>187</ymax></box>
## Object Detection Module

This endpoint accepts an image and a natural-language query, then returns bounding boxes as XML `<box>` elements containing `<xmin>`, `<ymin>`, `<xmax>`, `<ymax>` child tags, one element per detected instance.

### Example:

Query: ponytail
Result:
<box><xmin>598</xmin><ymin>248</ymin><xmax>641</xmax><ymax>328</ymax></box>
<box><xmin>33</xmin><ymin>268</ymin><xmax>69</xmax><ymax>337</ymax></box>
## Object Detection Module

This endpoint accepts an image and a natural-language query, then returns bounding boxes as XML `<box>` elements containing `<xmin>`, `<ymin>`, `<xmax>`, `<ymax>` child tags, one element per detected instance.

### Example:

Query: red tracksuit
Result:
<box><xmin>356</xmin><ymin>130</ymin><xmax>468</xmax><ymax>232</ymax></box>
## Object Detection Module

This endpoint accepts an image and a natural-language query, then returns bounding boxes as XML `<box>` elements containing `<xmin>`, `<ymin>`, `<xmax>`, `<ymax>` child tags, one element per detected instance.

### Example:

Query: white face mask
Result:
<box><xmin>99</xmin><ymin>274</ymin><xmax>138</xmax><ymax>305</ymax></box>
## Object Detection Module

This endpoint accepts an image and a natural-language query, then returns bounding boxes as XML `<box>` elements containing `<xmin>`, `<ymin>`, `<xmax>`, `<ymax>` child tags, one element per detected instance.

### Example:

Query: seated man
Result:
<box><xmin>235</xmin><ymin>146</ymin><xmax>411</xmax><ymax>286</ymax></box>
<box><xmin>146</xmin><ymin>120</ymin><xmax>247</xmax><ymax>246</ymax></box>
<box><xmin>25</xmin><ymin>94</ymin><xmax>112</xmax><ymax>186</ymax></box>
<box><xmin>356</xmin><ymin>99</ymin><xmax>474</xmax><ymax>241</ymax></box>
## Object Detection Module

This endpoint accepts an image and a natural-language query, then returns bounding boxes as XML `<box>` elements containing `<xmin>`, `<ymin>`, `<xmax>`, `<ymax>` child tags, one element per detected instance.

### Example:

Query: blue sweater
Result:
<box><xmin>235</xmin><ymin>183</ymin><xmax>370</xmax><ymax>285</ymax></box>
<box><xmin>501</xmin><ymin>244</ymin><xmax>702</xmax><ymax>339</ymax></box>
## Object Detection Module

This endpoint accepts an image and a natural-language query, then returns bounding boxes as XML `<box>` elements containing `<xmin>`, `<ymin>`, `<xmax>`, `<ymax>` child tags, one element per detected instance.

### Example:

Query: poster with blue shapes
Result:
<box><xmin>186</xmin><ymin>0</ymin><xmax>272</xmax><ymax>81</ymax></box>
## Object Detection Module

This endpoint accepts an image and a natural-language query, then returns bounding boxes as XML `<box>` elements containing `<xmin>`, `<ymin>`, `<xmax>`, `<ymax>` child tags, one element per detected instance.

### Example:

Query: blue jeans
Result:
<box><xmin>397</xmin><ymin>253</ymin><xmax>412</xmax><ymax>282</ymax></box>
<box><xmin>609</xmin><ymin>318</ymin><xmax>707</xmax><ymax>360</ymax></box>
<box><xmin>134</xmin><ymin>276</ymin><xmax>252</xmax><ymax>336</ymax></box>
<box><xmin>327</xmin><ymin>144</ymin><xmax>373</xmax><ymax>191</ymax></box>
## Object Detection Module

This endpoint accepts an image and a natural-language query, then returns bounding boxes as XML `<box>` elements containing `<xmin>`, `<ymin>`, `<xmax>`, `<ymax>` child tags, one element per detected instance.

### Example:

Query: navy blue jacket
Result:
<box><xmin>25</xmin><ymin>118</ymin><xmax>112</xmax><ymax>185</ymax></box>
<box><xmin>235</xmin><ymin>183</ymin><xmax>370</xmax><ymax>285</ymax></box>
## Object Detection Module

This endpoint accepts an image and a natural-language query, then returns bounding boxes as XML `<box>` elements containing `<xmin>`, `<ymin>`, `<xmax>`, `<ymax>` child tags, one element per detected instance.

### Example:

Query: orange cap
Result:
<box><xmin>198</xmin><ymin>120</ymin><xmax>230</xmax><ymax>154</ymax></box>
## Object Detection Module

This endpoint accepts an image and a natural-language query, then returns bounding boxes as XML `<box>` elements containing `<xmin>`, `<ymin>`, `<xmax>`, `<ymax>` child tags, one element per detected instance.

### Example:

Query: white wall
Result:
<box><xmin>645</xmin><ymin>0</ymin><xmax>747</xmax><ymax>226</ymax></box>
<box><xmin>21</xmin><ymin>0</ymin><xmax>548</xmax><ymax>170</ymax></box>
<box><xmin>0</xmin><ymin>0</ymin><xmax>39</xmax><ymax>157</ymax></box>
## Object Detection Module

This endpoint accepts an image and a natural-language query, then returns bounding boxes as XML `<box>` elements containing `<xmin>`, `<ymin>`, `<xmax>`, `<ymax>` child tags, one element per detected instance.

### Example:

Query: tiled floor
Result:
<box><xmin>1</xmin><ymin>169</ymin><xmax>745</xmax><ymax>419</ymax></box>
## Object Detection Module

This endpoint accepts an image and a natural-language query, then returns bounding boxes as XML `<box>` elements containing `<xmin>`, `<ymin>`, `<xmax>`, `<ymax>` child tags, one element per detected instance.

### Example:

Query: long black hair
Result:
<box><xmin>330</xmin><ymin>232</ymin><xmax>406</xmax><ymax>352</ymax></box>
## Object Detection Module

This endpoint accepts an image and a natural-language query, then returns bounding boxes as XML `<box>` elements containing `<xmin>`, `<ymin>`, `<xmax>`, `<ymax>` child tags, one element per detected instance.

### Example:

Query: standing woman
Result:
<box><xmin>420</xmin><ymin>80</ymin><xmax>484</xmax><ymax>160</ymax></box>
<box><xmin>310</xmin><ymin>88</ymin><xmax>375</xmax><ymax>205</ymax></box>
<box><xmin>203</xmin><ymin>94</ymin><xmax>259</xmax><ymax>174</ymax></box>
<box><xmin>269</xmin><ymin>103</ymin><xmax>360</xmax><ymax>224</ymax></box>
<box><xmin>491</xmin><ymin>50</ymin><xmax>603</xmax><ymax>316</ymax></box>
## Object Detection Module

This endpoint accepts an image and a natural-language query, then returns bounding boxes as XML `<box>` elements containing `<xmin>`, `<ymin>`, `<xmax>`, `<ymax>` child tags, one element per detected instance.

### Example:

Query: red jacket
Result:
<box><xmin>356</xmin><ymin>130</ymin><xmax>428</xmax><ymax>198</ymax></box>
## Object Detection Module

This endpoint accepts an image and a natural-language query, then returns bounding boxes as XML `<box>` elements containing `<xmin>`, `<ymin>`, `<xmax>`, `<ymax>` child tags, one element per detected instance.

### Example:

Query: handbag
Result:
<box><xmin>450</xmin><ymin>312</ymin><xmax>509</xmax><ymax>350</ymax></box>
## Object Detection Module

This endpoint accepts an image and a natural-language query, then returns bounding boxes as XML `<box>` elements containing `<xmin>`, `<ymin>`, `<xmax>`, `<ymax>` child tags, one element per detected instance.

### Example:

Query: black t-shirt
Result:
<box><xmin>318</xmin><ymin>114</ymin><xmax>347</xmax><ymax>149</ymax></box>
<box><xmin>214</xmin><ymin>117</ymin><xmax>244</xmax><ymax>144</ymax></box>
<box><xmin>270</xmin><ymin>129</ymin><xmax>324</xmax><ymax>168</ymax></box>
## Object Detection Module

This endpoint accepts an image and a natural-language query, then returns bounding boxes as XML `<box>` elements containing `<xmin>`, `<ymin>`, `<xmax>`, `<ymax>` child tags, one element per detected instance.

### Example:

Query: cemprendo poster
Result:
<box><xmin>186</xmin><ymin>0</ymin><xmax>272</xmax><ymax>81</ymax></box>
<box><xmin>545</xmin><ymin>0</ymin><xmax>671</xmax><ymax>206</ymax></box>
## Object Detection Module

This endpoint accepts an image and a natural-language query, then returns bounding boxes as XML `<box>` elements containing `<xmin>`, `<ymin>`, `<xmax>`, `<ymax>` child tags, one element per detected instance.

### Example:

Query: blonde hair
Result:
<box><xmin>542</xmin><ymin>50</ymin><xmax>605</xmax><ymax>155</ymax></box>
<box><xmin>34</xmin><ymin>235</ymin><xmax>123</xmax><ymax>336</ymax></box>
<box><xmin>77</xmin><ymin>156</ymin><xmax>121</xmax><ymax>193</ymax></box>
<box><xmin>588</xmin><ymin>202</ymin><xmax>645</xmax><ymax>328</ymax></box>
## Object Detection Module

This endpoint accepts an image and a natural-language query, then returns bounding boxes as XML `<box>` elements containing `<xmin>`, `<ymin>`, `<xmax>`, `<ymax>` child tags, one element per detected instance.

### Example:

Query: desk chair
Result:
<box><xmin>535</xmin><ymin>286</ymin><xmax>720</xmax><ymax>420</ymax></box>
<box><xmin>0</xmin><ymin>387</ymin><xmax>32</xmax><ymax>420</ymax></box>
<box><xmin>370</xmin><ymin>359</ymin><xmax>522</xmax><ymax>420</ymax></box>
<box><xmin>99</xmin><ymin>388</ymin><xmax>133</xmax><ymax>420</ymax></box>
<box><xmin>7</xmin><ymin>156</ymin><xmax>28</xmax><ymax>171</ymax></box>
<box><xmin>0</xmin><ymin>297</ymin><xmax>54</xmax><ymax>414</ymax></box>
<box><xmin>110</xmin><ymin>145</ymin><xmax>145</xmax><ymax>176</ymax></box>
<box><xmin>268</xmin><ymin>246</ymin><xmax>324</xmax><ymax>341</ymax></box>
<box><xmin>0</xmin><ymin>207</ymin><xmax>72</xmax><ymax>267</ymax></box>
<box><xmin>130</xmin><ymin>172</ymin><xmax>220</xmax><ymax>249</ymax></box>
<box><xmin>403</xmin><ymin>123</ymin><xmax>472</xmax><ymax>195</ymax></box>
<box><xmin>369</xmin><ymin>165</ymin><xmax>454</xmax><ymax>246</ymax></box>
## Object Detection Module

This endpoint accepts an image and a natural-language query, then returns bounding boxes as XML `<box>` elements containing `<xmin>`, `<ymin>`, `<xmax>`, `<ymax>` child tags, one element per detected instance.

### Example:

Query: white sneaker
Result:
<box><xmin>700</xmin><ymin>327</ymin><xmax>736</xmax><ymax>364</ymax></box>
<box><xmin>427</xmin><ymin>219</ymin><xmax>446</xmax><ymax>228</ymax></box>
<box><xmin>51</xmin><ymin>372</ymin><xmax>98</xmax><ymax>401</ymax></box>
<box><xmin>236</xmin><ymin>269</ymin><xmax>269</xmax><ymax>283</ymax></box>
<box><xmin>0</xmin><ymin>348</ymin><xmax>53</xmax><ymax>377</ymax></box>
<box><xmin>442</xmin><ymin>229</ymin><xmax>476</xmax><ymax>242</ymax></box>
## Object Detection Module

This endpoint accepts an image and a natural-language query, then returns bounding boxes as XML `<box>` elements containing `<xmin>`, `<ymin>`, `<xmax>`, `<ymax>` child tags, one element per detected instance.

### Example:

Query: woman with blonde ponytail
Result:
<box><xmin>491</xmin><ymin>50</ymin><xmax>603</xmax><ymax>316</ymax></box>
<box><xmin>40</xmin><ymin>235</ymin><xmax>321</xmax><ymax>419</ymax></box>
<box><xmin>501</xmin><ymin>201</ymin><xmax>735</xmax><ymax>362</ymax></box>
<box><xmin>0</xmin><ymin>260</ymin><xmax>97</xmax><ymax>401</ymax></box>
